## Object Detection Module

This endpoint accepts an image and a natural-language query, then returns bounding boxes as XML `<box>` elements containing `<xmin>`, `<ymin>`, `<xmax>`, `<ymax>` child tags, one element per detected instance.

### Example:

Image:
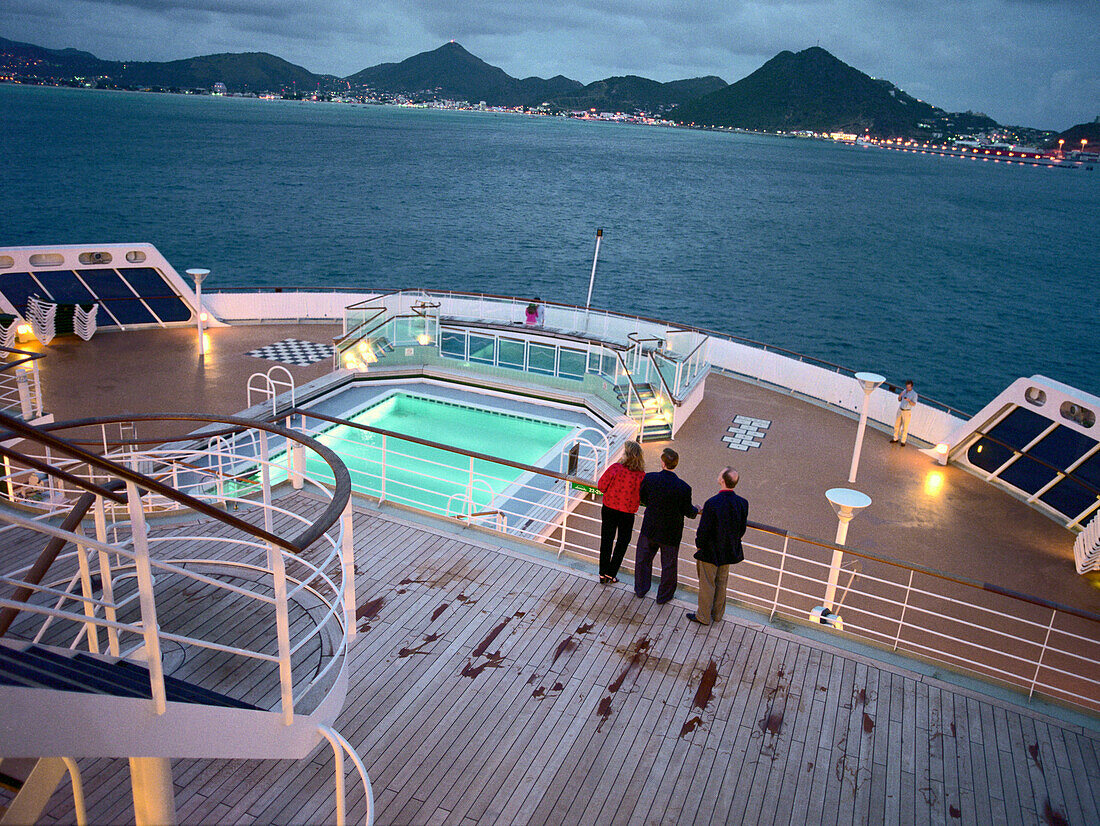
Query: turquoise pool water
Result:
<box><xmin>299</xmin><ymin>392</ymin><xmax>573</xmax><ymax>514</ymax></box>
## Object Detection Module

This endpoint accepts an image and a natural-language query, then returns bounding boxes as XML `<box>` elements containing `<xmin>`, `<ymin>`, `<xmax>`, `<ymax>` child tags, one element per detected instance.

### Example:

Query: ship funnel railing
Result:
<box><xmin>0</xmin><ymin>411</ymin><xmax>354</xmax><ymax>725</ymax></box>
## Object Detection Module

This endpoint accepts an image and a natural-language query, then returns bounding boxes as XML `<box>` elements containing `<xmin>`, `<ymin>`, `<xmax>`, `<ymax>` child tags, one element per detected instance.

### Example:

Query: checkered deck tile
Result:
<box><xmin>245</xmin><ymin>338</ymin><xmax>335</xmax><ymax>367</ymax></box>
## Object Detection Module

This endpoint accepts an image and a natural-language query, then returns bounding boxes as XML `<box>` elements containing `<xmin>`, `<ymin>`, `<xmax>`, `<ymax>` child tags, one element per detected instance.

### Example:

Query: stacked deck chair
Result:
<box><xmin>25</xmin><ymin>296</ymin><xmax>98</xmax><ymax>343</ymax></box>
<box><xmin>73</xmin><ymin>303</ymin><xmax>98</xmax><ymax>340</ymax></box>
<box><xmin>0</xmin><ymin>314</ymin><xmax>17</xmax><ymax>350</ymax></box>
<box><xmin>26</xmin><ymin>296</ymin><xmax>56</xmax><ymax>345</ymax></box>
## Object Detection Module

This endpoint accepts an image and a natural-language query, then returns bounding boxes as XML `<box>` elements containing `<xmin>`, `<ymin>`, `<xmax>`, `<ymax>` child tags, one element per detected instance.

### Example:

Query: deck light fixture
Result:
<box><xmin>186</xmin><ymin>268</ymin><xmax>210</xmax><ymax>362</ymax></box>
<box><xmin>848</xmin><ymin>372</ymin><xmax>884</xmax><ymax>483</ymax></box>
<box><xmin>812</xmin><ymin>488</ymin><xmax>871</xmax><ymax>630</ymax></box>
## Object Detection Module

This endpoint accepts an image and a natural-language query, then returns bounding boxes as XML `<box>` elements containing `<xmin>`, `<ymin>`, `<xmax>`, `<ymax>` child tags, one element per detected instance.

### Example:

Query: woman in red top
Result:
<box><xmin>597</xmin><ymin>440</ymin><xmax>645</xmax><ymax>583</ymax></box>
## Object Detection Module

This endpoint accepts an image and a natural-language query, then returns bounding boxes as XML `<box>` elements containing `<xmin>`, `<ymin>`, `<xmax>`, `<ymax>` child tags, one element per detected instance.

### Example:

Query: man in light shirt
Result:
<box><xmin>891</xmin><ymin>379</ymin><xmax>918</xmax><ymax>446</ymax></box>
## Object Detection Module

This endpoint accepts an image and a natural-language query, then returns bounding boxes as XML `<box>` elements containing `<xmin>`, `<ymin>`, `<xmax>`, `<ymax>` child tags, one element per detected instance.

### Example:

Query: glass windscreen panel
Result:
<box><xmin>527</xmin><ymin>343</ymin><xmax>556</xmax><ymax>375</ymax></box>
<box><xmin>1028</xmin><ymin>426</ymin><xmax>1096</xmax><ymax>471</ymax></box>
<box><xmin>468</xmin><ymin>334</ymin><xmax>495</xmax><ymax>365</ymax></box>
<box><xmin>0</xmin><ymin>272</ymin><xmax>45</xmax><ymax>312</ymax></box>
<box><xmin>985</xmin><ymin>407</ymin><xmax>1051</xmax><ymax>450</ymax></box>
<box><xmin>558</xmin><ymin>348</ymin><xmax>586</xmax><ymax>380</ymax></box>
<box><xmin>33</xmin><ymin>271</ymin><xmax>97</xmax><ymax>304</ymax></box>
<box><xmin>998</xmin><ymin>455</ymin><xmax>1058</xmax><ymax>496</ymax></box>
<box><xmin>966</xmin><ymin>438</ymin><xmax>1014</xmax><ymax>473</ymax></box>
<box><xmin>1039</xmin><ymin>477</ymin><xmax>1097</xmax><ymax>521</ymax></box>
<box><xmin>498</xmin><ymin>338</ymin><xmax>525</xmax><ymax>369</ymax></box>
<box><xmin>440</xmin><ymin>330</ymin><xmax>467</xmax><ymax>359</ymax></box>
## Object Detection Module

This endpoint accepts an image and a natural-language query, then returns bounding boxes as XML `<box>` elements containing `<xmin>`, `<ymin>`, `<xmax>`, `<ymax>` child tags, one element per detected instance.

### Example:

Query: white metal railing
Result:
<box><xmin>337</xmin><ymin>289</ymin><xmax>966</xmax><ymax>444</ymax></box>
<box><xmin>0</xmin><ymin>416</ymin><xmax>374</xmax><ymax>824</ymax></box>
<box><xmin>339</xmin><ymin>290</ymin><xmax>709</xmax><ymax>402</ymax></box>
<box><xmin>0</xmin><ymin>346</ymin><xmax>45</xmax><ymax>420</ymax></box>
<box><xmin>0</xmin><ymin>416</ymin><xmax>356</xmax><ymax>725</ymax></box>
<box><xmin>268</xmin><ymin>406</ymin><xmax>1100</xmax><ymax>715</ymax></box>
<box><xmin>247</xmin><ymin>365</ymin><xmax>296</xmax><ymax>415</ymax></box>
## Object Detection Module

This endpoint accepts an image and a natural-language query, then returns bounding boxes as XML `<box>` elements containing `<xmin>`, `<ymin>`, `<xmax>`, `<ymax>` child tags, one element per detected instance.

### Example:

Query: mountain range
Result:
<box><xmin>0</xmin><ymin>36</ymin><xmax>1077</xmax><ymax>139</ymax></box>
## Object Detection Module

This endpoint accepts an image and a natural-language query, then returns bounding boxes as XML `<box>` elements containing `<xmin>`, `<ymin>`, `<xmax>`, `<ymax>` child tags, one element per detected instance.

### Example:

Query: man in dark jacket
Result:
<box><xmin>634</xmin><ymin>448</ymin><xmax>698</xmax><ymax>604</ymax></box>
<box><xmin>687</xmin><ymin>467</ymin><xmax>748</xmax><ymax>626</ymax></box>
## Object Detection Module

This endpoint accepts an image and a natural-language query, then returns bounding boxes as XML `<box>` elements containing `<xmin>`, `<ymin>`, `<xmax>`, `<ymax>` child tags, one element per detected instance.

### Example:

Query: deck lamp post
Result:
<box><xmin>848</xmin><ymin>372</ymin><xmax>884</xmax><ymax>483</ymax></box>
<box><xmin>811</xmin><ymin>488</ymin><xmax>871</xmax><ymax>629</ymax></box>
<box><xmin>186</xmin><ymin>268</ymin><xmax>210</xmax><ymax>362</ymax></box>
<box><xmin>1058</xmin><ymin>139</ymin><xmax>1065</xmax><ymax>156</ymax></box>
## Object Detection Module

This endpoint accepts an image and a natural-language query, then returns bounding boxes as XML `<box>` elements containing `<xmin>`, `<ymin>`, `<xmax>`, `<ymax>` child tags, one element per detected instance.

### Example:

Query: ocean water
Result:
<box><xmin>3</xmin><ymin>84</ymin><xmax>1097</xmax><ymax>412</ymax></box>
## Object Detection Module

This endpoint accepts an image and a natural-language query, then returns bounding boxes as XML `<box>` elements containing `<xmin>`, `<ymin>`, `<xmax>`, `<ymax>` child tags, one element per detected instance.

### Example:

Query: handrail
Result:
<box><xmin>0</xmin><ymin>345</ymin><xmax>46</xmax><ymax>373</ymax></box>
<box><xmin>354</xmin><ymin>288</ymin><xmax>972</xmax><ymax>417</ymax></box>
<box><xmin>676</xmin><ymin>333</ymin><xmax>709</xmax><ymax>366</ymax></box>
<box><xmin>0</xmin><ymin>485</ymin><xmax>122</xmax><ymax>637</ymax></box>
<box><xmin>0</xmin><ymin>444</ymin><xmax>127</xmax><ymax>504</ymax></box>
<box><xmin>612</xmin><ymin>350</ymin><xmax>652</xmax><ymax>430</ymax></box>
<box><xmin>646</xmin><ymin>351</ymin><xmax>677</xmax><ymax>405</ymax></box>
<box><xmin>334</xmin><ymin>302</ymin><xmax>442</xmax><ymax>357</ymax></box>
<box><xmin>741</xmin><ymin>518</ymin><xmax>1100</xmax><ymax>626</ymax></box>
<box><xmin>300</xmin><ymin>397</ymin><xmax>1100</xmax><ymax>628</ymax></box>
<box><xmin>316</xmin><ymin>724</ymin><xmax>374</xmax><ymax>826</ymax></box>
<box><xmin>333</xmin><ymin>307</ymin><xmax>388</xmax><ymax>350</ymax></box>
<box><xmin>0</xmin><ymin>412</ymin><xmax>351</xmax><ymax>554</ymax></box>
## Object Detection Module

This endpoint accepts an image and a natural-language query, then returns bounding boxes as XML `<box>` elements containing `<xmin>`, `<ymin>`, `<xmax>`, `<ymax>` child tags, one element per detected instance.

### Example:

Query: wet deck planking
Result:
<box><xmin>32</xmin><ymin>497</ymin><xmax>1100</xmax><ymax>826</ymax></box>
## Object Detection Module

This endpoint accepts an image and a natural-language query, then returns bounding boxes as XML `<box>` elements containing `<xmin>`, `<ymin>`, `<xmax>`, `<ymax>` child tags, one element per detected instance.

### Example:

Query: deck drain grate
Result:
<box><xmin>723</xmin><ymin>416</ymin><xmax>770</xmax><ymax>451</ymax></box>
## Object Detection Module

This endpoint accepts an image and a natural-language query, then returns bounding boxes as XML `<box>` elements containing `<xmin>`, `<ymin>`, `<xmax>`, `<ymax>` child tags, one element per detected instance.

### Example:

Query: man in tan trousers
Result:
<box><xmin>687</xmin><ymin>468</ymin><xmax>748</xmax><ymax>626</ymax></box>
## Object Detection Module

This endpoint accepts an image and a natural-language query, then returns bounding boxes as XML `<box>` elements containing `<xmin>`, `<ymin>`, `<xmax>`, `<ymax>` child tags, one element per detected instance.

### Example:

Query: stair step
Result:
<box><xmin>17</xmin><ymin>646</ymin><xmax>150</xmax><ymax>699</ymax></box>
<box><xmin>0</xmin><ymin>644</ymin><xmax>258</xmax><ymax>710</ymax></box>
<box><xmin>114</xmin><ymin>660</ymin><xmax>258</xmax><ymax>710</ymax></box>
<box><xmin>640</xmin><ymin>424</ymin><xmax>673</xmax><ymax>443</ymax></box>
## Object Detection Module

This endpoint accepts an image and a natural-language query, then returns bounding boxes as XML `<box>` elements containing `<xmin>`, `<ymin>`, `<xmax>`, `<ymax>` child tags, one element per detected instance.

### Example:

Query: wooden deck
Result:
<box><xmin>36</xmin><ymin>499</ymin><xmax>1099</xmax><ymax>826</ymax></box>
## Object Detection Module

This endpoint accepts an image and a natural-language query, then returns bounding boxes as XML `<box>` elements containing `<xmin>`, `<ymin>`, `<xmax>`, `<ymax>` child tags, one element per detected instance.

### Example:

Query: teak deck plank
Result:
<box><xmin>23</xmin><ymin>501</ymin><xmax>1100</xmax><ymax>826</ymax></box>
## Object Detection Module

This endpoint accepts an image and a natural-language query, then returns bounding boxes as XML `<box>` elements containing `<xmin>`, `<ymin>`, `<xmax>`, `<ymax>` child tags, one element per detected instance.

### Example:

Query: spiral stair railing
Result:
<box><xmin>0</xmin><ymin>410</ymin><xmax>373</xmax><ymax>826</ymax></box>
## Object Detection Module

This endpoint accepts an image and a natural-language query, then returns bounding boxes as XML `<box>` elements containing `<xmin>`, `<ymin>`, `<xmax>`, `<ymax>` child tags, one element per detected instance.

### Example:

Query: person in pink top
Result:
<box><xmin>597</xmin><ymin>440</ymin><xmax>646</xmax><ymax>583</ymax></box>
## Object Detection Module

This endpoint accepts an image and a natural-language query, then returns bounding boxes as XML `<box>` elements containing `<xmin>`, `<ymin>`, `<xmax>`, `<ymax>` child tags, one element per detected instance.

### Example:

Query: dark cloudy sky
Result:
<box><xmin>5</xmin><ymin>0</ymin><xmax>1098</xmax><ymax>129</ymax></box>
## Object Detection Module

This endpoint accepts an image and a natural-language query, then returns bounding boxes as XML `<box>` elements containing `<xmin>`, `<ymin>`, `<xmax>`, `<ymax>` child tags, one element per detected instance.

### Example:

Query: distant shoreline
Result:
<box><xmin>6</xmin><ymin>80</ymin><xmax>1095</xmax><ymax>172</ymax></box>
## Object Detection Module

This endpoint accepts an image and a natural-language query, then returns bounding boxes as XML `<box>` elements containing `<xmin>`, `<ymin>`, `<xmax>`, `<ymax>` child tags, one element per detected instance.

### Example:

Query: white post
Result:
<box><xmin>3</xmin><ymin>454</ymin><xmax>13</xmax><ymax>502</ymax></box>
<box><xmin>74</xmin><ymin>531</ymin><xmax>100</xmax><ymax>654</ymax></box>
<box><xmin>30</xmin><ymin>361</ymin><xmax>43</xmax><ymax>418</ymax></box>
<box><xmin>259</xmin><ymin>431</ymin><xmax>273</xmax><ymax>534</ymax></box>
<box><xmin>186</xmin><ymin>268</ymin><xmax>210</xmax><ymax>363</ymax></box>
<box><xmin>467</xmin><ymin>456</ymin><xmax>475</xmax><ymax>513</ymax></box>
<box><xmin>125</xmin><ymin>481</ymin><xmax>166</xmax><ymax>714</ymax></box>
<box><xmin>290</xmin><ymin>442</ymin><xmax>305</xmax><ymax>489</ymax></box>
<box><xmin>342</xmin><ymin>500</ymin><xmax>356</xmax><ymax>641</ymax></box>
<box><xmin>95</xmin><ymin>495</ymin><xmax>120</xmax><ymax>657</ymax></box>
<box><xmin>379</xmin><ymin>435</ymin><xmax>387</xmax><ymax>501</ymax></box>
<box><xmin>16</xmin><ymin>367</ymin><xmax>33</xmax><ymax>419</ymax></box>
<box><xmin>129</xmin><ymin>757</ymin><xmax>176</xmax><ymax>826</ymax></box>
<box><xmin>848</xmin><ymin>372</ymin><xmax>884</xmax><ymax>483</ymax></box>
<box><xmin>270</xmin><ymin>539</ymin><xmax>295</xmax><ymax>725</ymax></box>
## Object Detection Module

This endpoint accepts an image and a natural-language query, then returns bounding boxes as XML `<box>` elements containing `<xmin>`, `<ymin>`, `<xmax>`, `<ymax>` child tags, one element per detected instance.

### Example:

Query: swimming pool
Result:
<box><xmin>294</xmin><ymin>391</ymin><xmax>576</xmax><ymax>516</ymax></box>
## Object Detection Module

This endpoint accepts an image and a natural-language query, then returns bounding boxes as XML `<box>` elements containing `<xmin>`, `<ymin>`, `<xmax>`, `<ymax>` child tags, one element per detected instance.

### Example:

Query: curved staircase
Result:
<box><xmin>0</xmin><ymin>412</ymin><xmax>372</xmax><ymax>825</ymax></box>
